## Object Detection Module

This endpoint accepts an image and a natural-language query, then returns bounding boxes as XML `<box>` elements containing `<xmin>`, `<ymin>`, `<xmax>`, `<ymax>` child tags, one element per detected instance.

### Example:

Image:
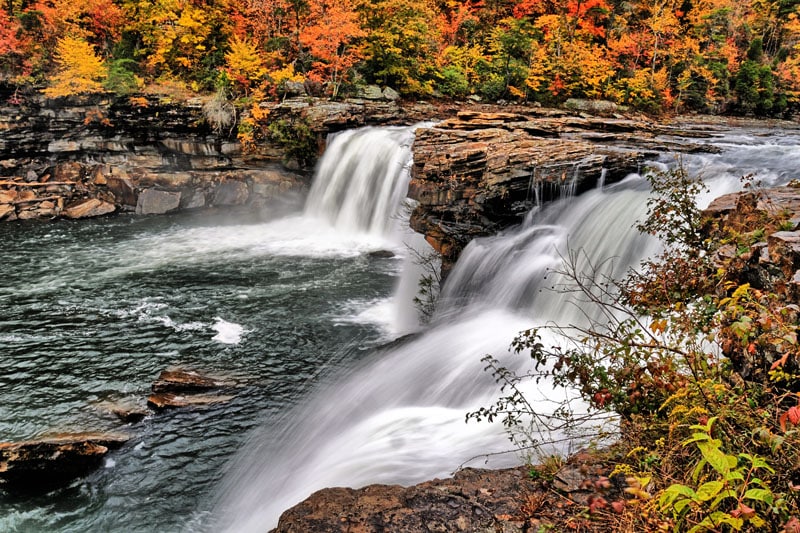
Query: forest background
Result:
<box><xmin>1</xmin><ymin>0</ymin><xmax>800</xmax><ymax>116</ymax></box>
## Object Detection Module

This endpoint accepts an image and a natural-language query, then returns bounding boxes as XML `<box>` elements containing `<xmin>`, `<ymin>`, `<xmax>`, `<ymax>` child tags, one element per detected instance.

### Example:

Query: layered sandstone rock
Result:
<box><xmin>0</xmin><ymin>93</ymin><xmax>308</xmax><ymax>222</ymax></box>
<box><xmin>408</xmin><ymin>112</ymin><xmax>648</xmax><ymax>275</ymax></box>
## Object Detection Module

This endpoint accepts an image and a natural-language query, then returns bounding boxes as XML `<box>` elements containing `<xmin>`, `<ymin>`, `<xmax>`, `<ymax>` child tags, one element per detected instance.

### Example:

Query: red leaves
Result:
<box><xmin>779</xmin><ymin>405</ymin><xmax>800</xmax><ymax>432</ymax></box>
<box><xmin>730</xmin><ymin>503</ymin><xmax>756</xmax><ymax>520</ymax></box>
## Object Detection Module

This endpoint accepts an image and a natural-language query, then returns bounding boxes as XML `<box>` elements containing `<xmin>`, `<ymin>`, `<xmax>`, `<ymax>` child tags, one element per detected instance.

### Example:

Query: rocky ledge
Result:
<box><xmin>408</xmin><ymin>111</ymin><xmax>651</xmax><ymax>275</ymax></box>
<box><xmin>272</xmin><ymin>451</ymin><xmax>624</xmax><ymax>533</ymax></box>
<box><xmin>0</xmin><ymin>432</ymin><xmax>130</xmax><ymax>493</ymax></box>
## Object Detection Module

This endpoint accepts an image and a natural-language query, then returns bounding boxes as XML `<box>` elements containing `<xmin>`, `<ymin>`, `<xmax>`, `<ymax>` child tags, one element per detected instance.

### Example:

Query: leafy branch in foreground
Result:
<box><xmin>468</xmin><ymin>164</ymin><xmax>800</xmax><ymax>531</ymax></box>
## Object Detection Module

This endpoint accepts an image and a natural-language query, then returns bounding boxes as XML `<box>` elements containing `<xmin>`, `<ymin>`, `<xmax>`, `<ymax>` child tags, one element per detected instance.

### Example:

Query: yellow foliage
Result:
<box><xmin>43</xmin><ymin>36</ymin><xmax>107</xmax><ymax>97</ymax></box>
<box><xmin>267</xmin><ymin>64</ymin><xmax>304</xmax><ymax>95</ymax></box>
<box><xmin>225</xmin><ymin>35</ymin><xmax>267</xmax><ymax>90</ymax></box>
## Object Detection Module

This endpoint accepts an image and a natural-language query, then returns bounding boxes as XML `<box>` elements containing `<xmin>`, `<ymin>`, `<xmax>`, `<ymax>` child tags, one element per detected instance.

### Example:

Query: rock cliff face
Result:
<box><xmin>407</xmin><ymin>111</ymin><xmax>650</xmax><ymax>275</ymax></box>
<box><xmin>0</xmin><ymin>93</ymin><xmax>306</xmax><ymax>222</ymax></box>
<box><xmin>406</xmin><ymin>109</ymin><xmax>741</xmax><ymax>275</ymax></box>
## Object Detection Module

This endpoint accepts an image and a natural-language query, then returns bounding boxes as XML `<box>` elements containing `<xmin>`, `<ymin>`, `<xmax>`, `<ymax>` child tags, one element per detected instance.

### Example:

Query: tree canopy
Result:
<box><xmin>2</xmin><ymin>0</ymin><xmax>800</xmax><ymax>114</ymax></box>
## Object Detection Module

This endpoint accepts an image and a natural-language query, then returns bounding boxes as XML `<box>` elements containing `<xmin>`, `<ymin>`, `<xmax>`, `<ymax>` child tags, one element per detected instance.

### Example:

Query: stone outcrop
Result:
<box><xmin>0</xmin><ymin>93</ymin><xmax>308</xmax><ymax>222</ymax></box>
<box><xmin>408</xmin><ymin>112</ymin><xmax>651</xmax><ymax>275</ymax></box>
<box><xmin>702</xmin><ymin>184</ymin><xmax>800</xmax><ymax>381</ymax></box>
<box><xmin>703</xmin><ymin>185</ymin><xmax>800</xmax><ymax>295</ymax></box>
<box><xmin>272</xmin><ymin>452</ymin><xmax>623</xmax><ymax>533</ymax></box>
<box><xmin>0</xmin><ymin>432</ymin><xmax>130</xmax><ymax>493</ymax></box>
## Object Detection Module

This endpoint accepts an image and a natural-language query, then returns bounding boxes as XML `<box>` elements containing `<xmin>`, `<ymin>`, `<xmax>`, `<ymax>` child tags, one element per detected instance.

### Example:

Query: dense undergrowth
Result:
<box><xmin>472</xmin><ymin>166</ymin><xmax>800</xmax><ymax>531</ymax></box>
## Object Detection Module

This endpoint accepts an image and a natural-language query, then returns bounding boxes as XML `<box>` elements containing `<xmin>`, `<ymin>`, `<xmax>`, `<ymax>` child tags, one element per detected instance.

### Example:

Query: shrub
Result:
<box><xmin>469</xmin><ymin>163</ymin><xmax>800</xmax><ymax>530</ymax></box>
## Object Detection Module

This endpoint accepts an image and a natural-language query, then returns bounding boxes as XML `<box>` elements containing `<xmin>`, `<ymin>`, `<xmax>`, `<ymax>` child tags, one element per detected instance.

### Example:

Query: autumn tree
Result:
<box><xmin>0</xmin><ymin>8</ymin><xmax>28</xmax><ymax>79</ymax></box>
<box><xmin>300</xmin><ymin>0</ymin><xmax>364</xmax><ymax>98</ymax></box>
<box><xmin>43</xmin><ymin>36</ymin><xmax>107</xmax><ymax>97</ymax></box>
<box><xmin>224</xmin><ymin>35</ymin><xmax>267</xmax><ymax>95</ymax></box>
<box><xmin>356</xmin><ymin>0</ymin><xmax>440</xmax><ymax>94</ymax></box>
<box><xmin>121</xmin><ymin>0</ymin><xmax>231</xmax><ymax>89</ymax></box>
<box><xmin>29</xmin><ymin>0</ymin><xmax>123</xmax><ymax>52</ymax></box>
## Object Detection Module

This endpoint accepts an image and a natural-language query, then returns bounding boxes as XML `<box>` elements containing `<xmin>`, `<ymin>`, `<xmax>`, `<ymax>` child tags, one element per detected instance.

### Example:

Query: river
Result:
<box><xmin>3</xmin><ymin>123</ymin><xmax>800</xmax><ymax>532</ymax></box>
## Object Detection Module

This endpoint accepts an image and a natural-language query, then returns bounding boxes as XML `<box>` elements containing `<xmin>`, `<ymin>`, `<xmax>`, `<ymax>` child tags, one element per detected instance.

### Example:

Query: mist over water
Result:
<box><xmin>3</xmin><ymin>124</ymin><xmax>800</xmax><ymax>532</ymax></box>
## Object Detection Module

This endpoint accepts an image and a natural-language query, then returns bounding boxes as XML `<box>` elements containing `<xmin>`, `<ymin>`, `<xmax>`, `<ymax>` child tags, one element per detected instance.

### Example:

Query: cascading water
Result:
<box><xmin>304</xmin><ymin>126</ymin><xmax>418</xmax><ymax>236</ymax></box>
<box><xmin>210</xmin><ymin>127</ymin><xmax>800</xmax><ymax>532</ymax></box>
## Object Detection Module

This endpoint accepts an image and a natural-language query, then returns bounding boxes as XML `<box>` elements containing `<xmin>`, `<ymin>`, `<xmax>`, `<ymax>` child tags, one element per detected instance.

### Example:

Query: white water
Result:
<box><xmin>210</xmin><ymin>126</ymin><xmax>800</xmax><ymax>531</ymax></box>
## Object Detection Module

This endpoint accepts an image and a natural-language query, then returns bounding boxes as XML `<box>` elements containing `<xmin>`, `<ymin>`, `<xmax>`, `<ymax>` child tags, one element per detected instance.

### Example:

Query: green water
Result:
<box><xmin>0</xmin><ymin>208</ymin><xmax>401</xmax><ymax>532</ymax></box>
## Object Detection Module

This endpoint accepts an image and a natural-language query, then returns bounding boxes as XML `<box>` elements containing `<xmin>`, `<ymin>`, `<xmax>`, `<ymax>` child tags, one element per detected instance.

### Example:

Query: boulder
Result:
<box><xmin>106</xmin><ymin>175</ymin><xmax>137</xmax><ymax>206</ymax></box>
<box><xmin>135</xmin><ymin>188</ymin><xmax>181</xmax><ymax>215</ymax></box>
<box><xmin>382</xmin><ymin>87</ymin><xmax>400</xmax><ymax>101</ymax></box>
<box><xmin>368</xmin><ymin>250</ymin><xmax>396</xmax><ymax>258</ymax></box>
<box><xmin>180</xmin><ymin>189</ymin><xmax>206</xmax><ymax>209</ymax></box>
<box><xmin>358</xmin><ymin>85</ymin><xmax>385</xmax><ymax>100</ymax></box>
<box><xmin>63</xmin><ymin>198</ymin><xmax>116</xmax><ymax>219</ymax></box>
<box><xmin>283</xmin><ymin>81</ymin><xmax>307</xmax><ymax>97</ymax></box>
<box><xmin>0</xmin><ymin>432</ymin><xmax>130</xmax><ymax>493</ymax></box>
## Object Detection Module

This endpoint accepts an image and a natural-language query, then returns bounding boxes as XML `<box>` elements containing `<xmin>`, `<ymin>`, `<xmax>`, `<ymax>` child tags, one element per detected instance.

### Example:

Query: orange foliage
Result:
<box><xmin>300</xmin><ymin>0</ymin><xmax>365</xmax><ymax>97</ymax></box>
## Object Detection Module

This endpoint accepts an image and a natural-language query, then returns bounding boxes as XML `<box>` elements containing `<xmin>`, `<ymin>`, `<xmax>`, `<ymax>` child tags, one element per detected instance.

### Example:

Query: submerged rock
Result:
<box><xmin>147</xmin><ymin>368</ymin><xmax>237</xmax><ymax>410</ymax></box>
<box><xmin>368</xmin><ymin>250</ymin><xmax>396</xmax><ymax>258</ymax></box>
<box><xmin>151</xmin><ymin>368</ymin><xmax>235</xmax><ymax>393</ymax></box>
<box><xmin>146</xmin><ymin>392</ymin><xmax>236</xmax><ymax>410</ymax></box>
<box><xmin>0</xmin><ymin>432</ymin><xmax>130</xmax><ymax>493</ymax></box>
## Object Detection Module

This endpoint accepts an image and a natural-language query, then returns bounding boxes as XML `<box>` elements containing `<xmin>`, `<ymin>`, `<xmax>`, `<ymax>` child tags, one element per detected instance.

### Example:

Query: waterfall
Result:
<box><xmin>209</xmin><ymin>127</ymin><xmax>800</xmax><ymax>532</ymax></box>
<box><xmin>304</xmin><ymin>126</ymin><xmax>418</xmax><ymax>237</ymax></box>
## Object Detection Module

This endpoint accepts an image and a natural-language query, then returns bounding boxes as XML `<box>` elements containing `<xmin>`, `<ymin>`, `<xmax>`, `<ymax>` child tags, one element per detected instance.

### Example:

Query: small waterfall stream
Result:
<box><xmin>210</xmin><ymin>126</ymin><xmax>800</xmax><ymax>532</ymax></box>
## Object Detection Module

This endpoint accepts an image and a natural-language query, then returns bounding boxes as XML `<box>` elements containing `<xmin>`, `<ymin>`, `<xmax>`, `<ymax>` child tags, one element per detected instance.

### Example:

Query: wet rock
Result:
<box><xmin>151</xmin><ymin>368</ymin><xmax>234</xmax><ymax>394</ymax></box>
<box><xmin>63</xmin><ymin>198</ymin><xmax>116</xmax><ymax>219</ymax></box>
<box><xmin>409</xmin><ymin>117</ymin><xmax>644</xmax><ymax>275</ymax></box>
<box><xmin>0</xmin><ymin>432</ymin><xmax>130</xmax><ymax>493</ymax></box>
<box><xmin>135</xmin><ymin>188</ymin><xmax>181</xmax><ymax>215</ymax></box>
<box><xmin>147</xmin><ymin>392</ymin><xmax>235</xmax><ymax>410</ymax></box>
<box><xmin>106</xmin><ymin>175</ymin><xmax>137</xmax><ymax>206</ymax></box>
<box><xmin>0</xmin><ymin>203</ymin><xmax>14</xmax><ymax>220</ymax></box>
<box><xmin>111</xmin><ymin>406</ymin><xmax>149</xmax><ymax>424</ymax></box>
<box><xmin>368</xmin><ymin>250</ymin><xmax>396</xmax><ymax>258</ymax></box>
<box><xmin>271</xmin><ymin>467</ymin><xmax>539</xmax><ymax>533</ymax></box>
